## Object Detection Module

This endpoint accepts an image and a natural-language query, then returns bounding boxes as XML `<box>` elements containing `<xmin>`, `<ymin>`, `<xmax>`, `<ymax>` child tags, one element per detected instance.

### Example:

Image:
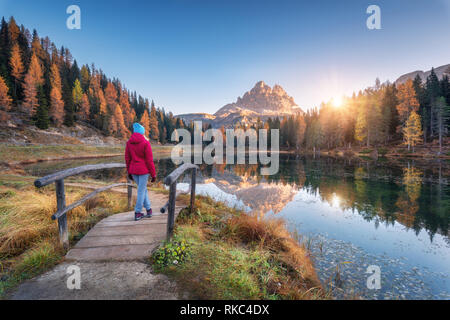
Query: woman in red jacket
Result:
<box><xmin>125</xmin><ymin>123</ymin><xmax>157</xmax><ymax>221</ymax></box>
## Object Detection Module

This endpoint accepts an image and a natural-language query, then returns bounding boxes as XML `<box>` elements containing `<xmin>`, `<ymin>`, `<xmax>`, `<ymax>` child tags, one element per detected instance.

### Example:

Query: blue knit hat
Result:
<box><xmin>133</xmin><ymin>122</ymin><xmax>145</xmax><ymax>135</ymax></box>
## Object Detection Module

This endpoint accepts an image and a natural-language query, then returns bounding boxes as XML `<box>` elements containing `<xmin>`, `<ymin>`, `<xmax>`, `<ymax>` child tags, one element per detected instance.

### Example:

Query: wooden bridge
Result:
<box><xmin>34</xmin><ymin>162</ymin><xmax>199</xmax><ymax>261</ymax></box>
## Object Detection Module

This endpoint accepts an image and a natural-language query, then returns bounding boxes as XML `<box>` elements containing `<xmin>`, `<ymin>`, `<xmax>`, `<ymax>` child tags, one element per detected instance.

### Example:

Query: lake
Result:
<box><xmin>25</xmin><ymin>154</ymin><xmax>450</xmax><ymax>300</ymax></box>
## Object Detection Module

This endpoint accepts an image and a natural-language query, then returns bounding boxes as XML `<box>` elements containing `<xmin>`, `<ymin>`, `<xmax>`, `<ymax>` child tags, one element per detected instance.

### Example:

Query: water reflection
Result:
<box><xmin>26</xmin><ymin>154</ymin><xmax>449</xmax><ymax>240</ymax></box>
<box><xmin>24</xmin><ymin>154</ymin><xmax>449</xmax><ymax>298</ymax></box>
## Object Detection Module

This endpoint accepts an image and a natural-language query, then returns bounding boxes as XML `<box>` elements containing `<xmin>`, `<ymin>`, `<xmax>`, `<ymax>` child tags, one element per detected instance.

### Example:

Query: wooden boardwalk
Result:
<box><xmin>10</xmin><ymin>189</ymin><xmax>186</xmax><ymax>300</ymax></box>
<box><xmin>9</xmin><ymin>163</ymin><xmax>198</xmax><ymax>299</ymax></box>
<box><xmin>65</xmin><ymin>189</ymin><xmax>184</xmax><ymax>261</ymax></box>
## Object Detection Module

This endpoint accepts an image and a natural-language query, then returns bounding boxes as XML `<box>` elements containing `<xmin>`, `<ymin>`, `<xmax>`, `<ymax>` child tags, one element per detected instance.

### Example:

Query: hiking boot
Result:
<box><xmin>144</xmin><ymin>208</ymin><xmax>153</xmax><ymax>218</ymax></box>
<box><xmin>134</xmin><ymin>212</ymin><xmax>144</xmax><ymax>221</ymax></box>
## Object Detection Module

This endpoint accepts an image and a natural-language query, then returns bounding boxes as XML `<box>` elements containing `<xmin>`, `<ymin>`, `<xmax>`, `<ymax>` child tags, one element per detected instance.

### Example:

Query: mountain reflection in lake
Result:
<box><xmin>25</xmin><ymin>154</ymin><xmax>449</xmax><ymax>299</ymax></box>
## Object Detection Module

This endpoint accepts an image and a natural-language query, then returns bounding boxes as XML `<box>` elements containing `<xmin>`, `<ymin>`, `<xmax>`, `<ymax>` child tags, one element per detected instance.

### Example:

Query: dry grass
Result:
<box><xmin>0</xmin><ymin>182</ymin><xmax>128</xmax><ymax>297</ymax></box>
<box><xmin>227</xmin><ymin>214</ymin><xmax>321</xmax><ymax>296</ymax></box>
<box><xmin>152</xmin><ymin>195</ymin><xmax>327</xmax><ymax>300</ymax></box>
<box><xmin>0</xmin><ymin>144</ymin><xmax>125</xmax><ymax>164</ymax></box>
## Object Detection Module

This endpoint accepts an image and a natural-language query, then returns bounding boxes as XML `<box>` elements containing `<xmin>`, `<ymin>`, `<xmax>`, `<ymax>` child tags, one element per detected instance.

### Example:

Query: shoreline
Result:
<box><xmin>0</xmin><ymin>144</ymin><xmax>174</xmax><ymax>167</ymax></box>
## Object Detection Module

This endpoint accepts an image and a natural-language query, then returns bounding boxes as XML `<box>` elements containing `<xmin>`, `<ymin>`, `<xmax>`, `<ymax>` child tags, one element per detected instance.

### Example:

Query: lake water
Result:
<box><xmin>25</xmin><ymin>154</ymin><xmax>450</xmax><ymax>300</ymax></box>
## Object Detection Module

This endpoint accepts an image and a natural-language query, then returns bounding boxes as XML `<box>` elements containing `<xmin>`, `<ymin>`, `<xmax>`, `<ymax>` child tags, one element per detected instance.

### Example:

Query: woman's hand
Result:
<box><xmin>151</xmin><ymin>176</ymin><xmax>156</xmax><ymax>183</ymax></box>
<box><xmin>128</xmin><ymin>174</ymin><xmax>134</xmax><ymax>181</ymax></box>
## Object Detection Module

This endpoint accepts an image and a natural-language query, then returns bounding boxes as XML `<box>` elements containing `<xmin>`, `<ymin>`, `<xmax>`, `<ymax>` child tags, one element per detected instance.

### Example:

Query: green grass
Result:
<box><xmin>150</xmin><ymin>196</ymin><xmax>326</xmax><ymax>300</ymax></box>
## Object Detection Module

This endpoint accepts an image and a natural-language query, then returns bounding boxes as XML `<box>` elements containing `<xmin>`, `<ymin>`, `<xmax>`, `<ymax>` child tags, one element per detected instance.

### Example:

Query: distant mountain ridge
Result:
<box><xmin>177</xmin><ymin>81</ymin><xmax>302</xmax><ymax>128</ymax></box>
<box><xmin>395</xmin><ymin>64</ymin><xmax>450</xmax><ymax>84</ymax></box>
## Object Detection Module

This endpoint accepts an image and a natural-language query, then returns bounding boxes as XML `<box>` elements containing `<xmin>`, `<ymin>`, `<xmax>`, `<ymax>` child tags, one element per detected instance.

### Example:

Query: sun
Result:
<box><xmin>332</xmin><ymin>96</ymin><xmax>343</xmax><ymax>108</ymax></box>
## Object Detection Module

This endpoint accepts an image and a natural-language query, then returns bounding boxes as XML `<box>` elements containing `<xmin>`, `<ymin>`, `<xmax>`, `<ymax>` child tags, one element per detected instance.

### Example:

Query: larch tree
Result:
<box><xmin>22</xmin><ymin>53</ymin><xmax>43</xmax><ymax>114</ymax></box>
<box><xmin>106</xmin><ymin>113</ymin><xmax>118</xmax><ymax>135</ymax></box>
<box><xmin>149</xmin><ymin>105</ymin><xmax>160</xmax><ymax>141</ymax></box>
<box><xmin>9</xmin><ymin>43</ymin><xmax>24</xmax><ymax>98</ymax></box>
<box><xmin>140</xmin><ymin>109</ymin><xmax>151</xmax><ymax>138</ymax></box>
<box><xmin>22</xmin><ymin>71</ymin><xmax>38</xmax><ymax>114</ymax></box>
<box><xmin>28</xmin><ymin>53</ymin><xmax>43</xmax><ymax>85</ymax></box>
<box><xmin>105</xmin><ymin>82</ymin><xmax>118</xmax><ymax>111</ymax></box>
<box><xmin>113</xmin><ymin>104</ymin><xmax>129</xmax><ymax>138</ymax></box>
<box><xmin>402</xmin><ymin>111</ymin><xmax>423</xmax><ymax>152</ymax></box>
<box><xmin>49</xmin><ymin>63</ymin><xmax>64</xmax><ymax>126</ymax></box>
<box><xmin>72</xmin><ymin>79</ymin><xmax>83</xmax><ymax>114</ymax></box>
<box><xmin>119</xmin><ymin>88</ymin><xmax>133</xmax><ymax>127</ymax></box>
<box><xmin>0</xmin><ymin>75</ymin><xmax>12</xmax><ymax>122</ymax></box>
<box><xmin>396</xmin><ymin>79</ymin><xmax>420</xmax><ymax>128</ymax></box>
<box><xmin>78</xmin><ymin>93</ymin><xmax>90</xmax><ymax>121</ymax></box>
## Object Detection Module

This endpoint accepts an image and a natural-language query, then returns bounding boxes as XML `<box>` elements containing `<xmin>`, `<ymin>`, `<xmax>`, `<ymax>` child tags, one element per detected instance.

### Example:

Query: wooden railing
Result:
<box><xmin>34</xmin><ymin>163</ymin><xmax>134</xmax><ymax>250</ymax></box>
<box><xmin>160</xmin><ymin>163</ymin><xmax>199</xmax><ymax>240</ymax></box>
<box><xmin>34</xmin><ymin>162</ymin><xmax>200</xmax><ymax>249</ymax></box>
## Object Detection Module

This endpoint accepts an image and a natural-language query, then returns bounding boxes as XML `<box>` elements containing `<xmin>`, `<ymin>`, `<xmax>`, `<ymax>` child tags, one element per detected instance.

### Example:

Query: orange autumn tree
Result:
<box><xmin>28</xmin><ymin>53</ymin><xmax>44</xmax><ymax>86</ymax></box>
<box><xmin>149</xmin><ymin>104</ymin><xmax>160</xmax><ymax>140</ymax></box>
<box><xmin>49</xmin><ymin>63</ymin><xmax>65</xmax><ymax>126</ymax></box>
<box><xmin>113</xmin><ymin>104</ymin><xmax>130</xmax><ymax>138</ymax></box>
<box><xmin>396</xmin><ymin>79</ymin><xmax>419</xmax><ymax>128</ymax></box>
<box><xmin>402</xmin><ymin>111</ymin><xmax>423</xmax><ymax>152</ymax></box>
<box><xmin>119</xmin><ymin>88</ymin><xmax>134</xmax><ymax>128</ymax></box>
<box><xmin>78</xmin><ymin>93</ymin><xmax>90</xmax><ymax>121</ymax></box>
<box><xmin>22</xmin><ymin>53</ymin><xmax>43</xmax><ymax>114</ymax></box>
<box><xmin>0</xmin><ymin>76</ymin><xmax>12</xmax><ymax>122</ymax></box>
<box><xmin>9</xmin><ymin>43</ymin><xmax>24</xmax><ymax>97</ymax></box>
<box><xmin>104</xmin><ymin>82</ymin><xmax>118</xmax><ymax>110</ymax></box>
<box><xmin>140</xmin><ymin>109</ymin><xmax>151</xmax><ymax>138</ymax></box>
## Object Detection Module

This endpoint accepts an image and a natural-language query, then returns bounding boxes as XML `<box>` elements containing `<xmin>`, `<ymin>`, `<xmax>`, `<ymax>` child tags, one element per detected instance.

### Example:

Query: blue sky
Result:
<box><xmin>1</xmin><ymin>0</ymin><xmax>449</xmax><ymax>114</ymax></box>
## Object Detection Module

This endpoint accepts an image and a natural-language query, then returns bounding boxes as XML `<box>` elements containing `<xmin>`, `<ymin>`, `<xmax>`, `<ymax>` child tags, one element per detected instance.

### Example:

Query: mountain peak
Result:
<box><xmin>395</xmin><ymin>63</ymin><xmax>450</xmax><ymax>84</ymax></box>
<box><xmin>177</xmin><ymin>81</ymin><xmax>302</xmax><ymax>128</ymax></box>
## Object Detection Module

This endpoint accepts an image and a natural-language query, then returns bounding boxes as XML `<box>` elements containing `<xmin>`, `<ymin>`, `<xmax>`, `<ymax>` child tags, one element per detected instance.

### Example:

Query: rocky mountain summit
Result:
<box><xmin>177</xmin><ymin>81</ymin><xmax>302</xmax><ymax>128</ymax></box>
<box><xmin>395</xmin><ymin>64</ymin><xmax>450</xmax><ymax>85</ymax></box>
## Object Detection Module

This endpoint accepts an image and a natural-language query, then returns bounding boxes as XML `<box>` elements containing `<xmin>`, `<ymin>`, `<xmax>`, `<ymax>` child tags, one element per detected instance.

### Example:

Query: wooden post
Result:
<box><xmin>166</xmin><ymin>182</ymin><xmax>177</xmax><ymax>241</ymax></box>
<box><xmin>190</xmin><ymin>168</ymin><xmax>197</xmax><ymax>214</ymax></box>
<box><xmin>127</xmin><ymin>176</ymin><xmax>133</xmax><ymax>210</ymax></box>
<box><xmin>55</xmin><ymin>179</ymin><xmax>69</xmax><ymax>250</ymax></box>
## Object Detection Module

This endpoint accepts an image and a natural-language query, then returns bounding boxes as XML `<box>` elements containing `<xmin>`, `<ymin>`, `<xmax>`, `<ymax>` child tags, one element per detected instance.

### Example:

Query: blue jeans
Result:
<box><xmin>132</xmin><ymin>174</ymin><xmax>151</xmax><ymax>213</ymax></box>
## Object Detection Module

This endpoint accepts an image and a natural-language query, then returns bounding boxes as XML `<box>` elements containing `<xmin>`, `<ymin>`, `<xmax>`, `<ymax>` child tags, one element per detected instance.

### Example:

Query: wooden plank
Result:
<box><xmin>34</xmin><ymin>163</ymin><xmax>126</xmax><ymax>188</ymax></box>
<box><xmin>127</xmin><ymin>176</ymin><xmax>133</xmax><ymax>209</ymax></box>
<box><xmin>51</xmin><ymin>183</ymin><xmax>132</xmax><ymax>220</ymax></box>
<box><xmin>163</xmin><ymin>163</ymin><xmax>199</xmax><ymax>186</ymax></box>
<box><xmin>160</xmin><ymin>190</ymin><xmax>188</xmax><ymax>213</ymax></box>
<box><xmin>190</xmin><ymin>168</ymin><xmax>197</xmax><ymax>214</ymax></box>
<box><xmin>55</xmin><ymin>179</ymin><xmax>68</xmax><ymax>250</ymax></box>
<box><xmin>166</xmin><ymin>182</ymin><xmax>177</xmax><ymax>240</ymax></box>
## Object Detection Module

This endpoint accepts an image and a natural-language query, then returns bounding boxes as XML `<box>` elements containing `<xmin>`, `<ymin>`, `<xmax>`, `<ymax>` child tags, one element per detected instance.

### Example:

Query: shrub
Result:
<box><xmin>151</xmin><ymin>238</ymin><xmax>190</xmax><ymax>270</ymax></box>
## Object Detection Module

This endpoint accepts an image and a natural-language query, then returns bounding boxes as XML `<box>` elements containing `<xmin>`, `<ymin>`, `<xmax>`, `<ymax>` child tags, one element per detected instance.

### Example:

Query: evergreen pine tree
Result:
<box><xmin>35</xmin><ymin>85</ymin><xmax>49</xmax><ymax>129</ymax></box>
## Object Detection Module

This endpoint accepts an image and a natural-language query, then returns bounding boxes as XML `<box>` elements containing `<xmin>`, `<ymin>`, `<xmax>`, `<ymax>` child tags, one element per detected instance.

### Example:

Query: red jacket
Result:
<box><xmin>125</xmin><ymin>133</ymin><xmax>156</xmax><ymax>177</ymax></box>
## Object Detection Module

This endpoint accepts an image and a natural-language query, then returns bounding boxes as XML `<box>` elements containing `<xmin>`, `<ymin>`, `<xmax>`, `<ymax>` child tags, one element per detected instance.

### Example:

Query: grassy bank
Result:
<box><xmin>0</xmin><ymin>144</ymin><xmax>174</xmax><ymax>164</ymax></box>
<box><xmin>0</xmin><ymin>174</ymin><xmax>129</xmax><ymax>298</ymax></box>
<box><xmin>150</xmin><ymin>195</ymin><xmax>326</xmax><ymax>300</ymax></box>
